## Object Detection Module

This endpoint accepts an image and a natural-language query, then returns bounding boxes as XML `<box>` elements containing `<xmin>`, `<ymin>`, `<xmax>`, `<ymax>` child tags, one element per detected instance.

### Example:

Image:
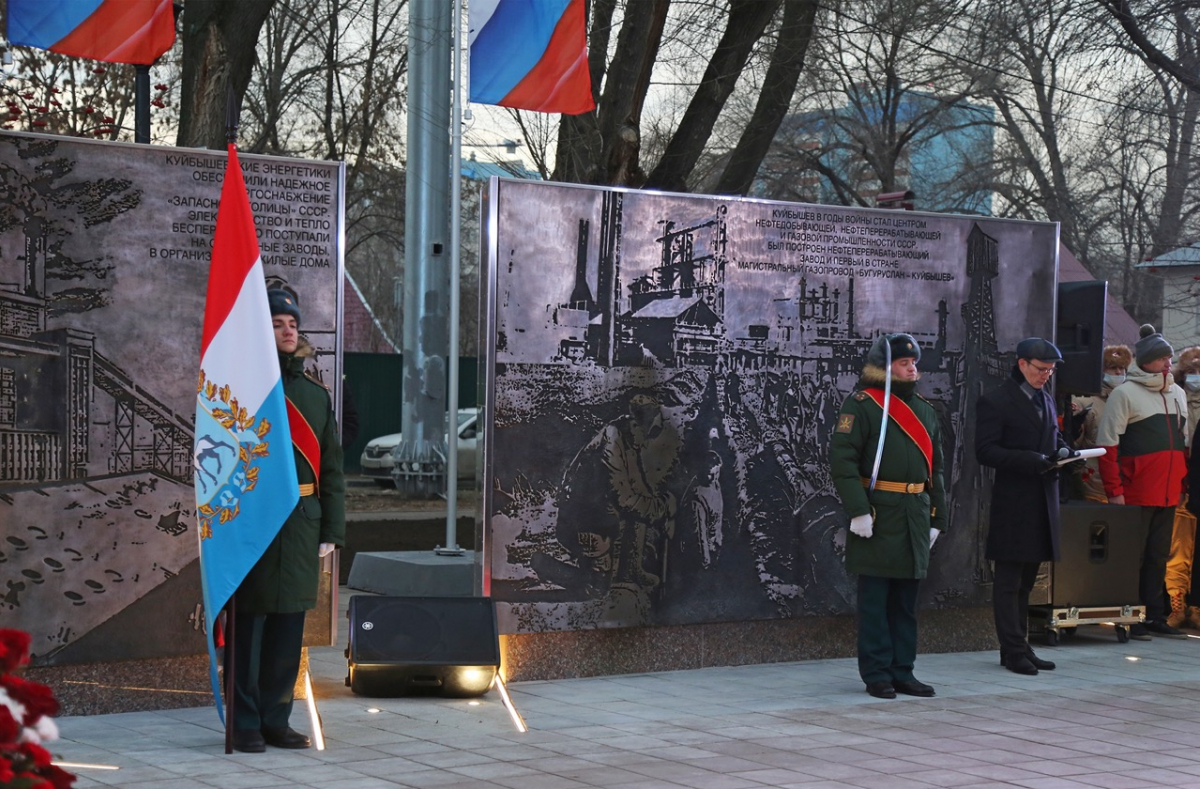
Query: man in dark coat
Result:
<box><xmin>231</xmin><ymin>289</ymin><xmax>345</xmax><ymax>752</ymax></box>
<box><xmin>976</xmin><ymin>337</ymin><xmax>1068</xmax><ymax>676</ymax></box>
<box><xmin>829</xmin><ymin>333</ymin><xmax>946</xmax><ymax>700</ymax></box>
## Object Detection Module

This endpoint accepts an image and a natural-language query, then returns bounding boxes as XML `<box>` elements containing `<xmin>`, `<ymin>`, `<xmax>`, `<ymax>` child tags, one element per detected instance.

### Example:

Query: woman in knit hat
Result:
<box><xmin>1072</xmin><ymin>344</ymin><xmax>1132</xmax><ymax>502</ymax></box>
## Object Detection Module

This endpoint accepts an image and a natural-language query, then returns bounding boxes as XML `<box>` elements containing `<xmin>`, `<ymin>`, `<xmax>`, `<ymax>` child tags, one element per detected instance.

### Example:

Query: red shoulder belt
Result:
<box><xmin>286</xmin><ymin>397</ymin><xmax>321</xmax><ymax>488</ymax></box>
<box><xmin>862</xmin><ymin>388</ymin><xmax>933</xmax><ymax>478</ymax></box>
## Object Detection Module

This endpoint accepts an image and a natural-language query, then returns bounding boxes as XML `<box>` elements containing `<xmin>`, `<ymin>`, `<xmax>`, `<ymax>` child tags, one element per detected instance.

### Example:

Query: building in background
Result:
<box><xmin>1137</xmin><ymin>246</ymin><xmax>1200</xmax><ymax>348</ymax></box>
<box><xmin>751</xmin><ymin>87</ymin><xmax>995</xmax><ymax>216</ymax></box>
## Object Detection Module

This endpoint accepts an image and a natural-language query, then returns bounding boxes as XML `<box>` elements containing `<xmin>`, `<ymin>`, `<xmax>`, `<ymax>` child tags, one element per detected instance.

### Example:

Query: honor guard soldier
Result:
<box><xmin>230</xmin><ymin>289</ymin><xmax>346</xmax><ymax>753</ymax></box>
<box><xmin>829</xmin><ymin>333</ymin><xmax>946</xmax><ymax>699</ymax></box>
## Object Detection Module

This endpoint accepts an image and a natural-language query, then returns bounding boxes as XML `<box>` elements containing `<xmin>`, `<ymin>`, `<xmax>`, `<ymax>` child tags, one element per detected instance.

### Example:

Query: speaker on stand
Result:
<box><xmin>345</xmin><ymin>596</ymin><xmax>500</xmax><ymax>697</ymax></box>
<box><xmin>1055</xmin><ymin>280</ymin><xmax>1108</xmax><ymax>398</ymax></box>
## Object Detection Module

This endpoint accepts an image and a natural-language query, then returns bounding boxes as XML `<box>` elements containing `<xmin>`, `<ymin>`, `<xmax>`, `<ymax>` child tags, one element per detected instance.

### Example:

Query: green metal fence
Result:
<box><xmin>341</xmin><ymin>353</ymin><xmax>479</xmax><ymax>471</ymax></box>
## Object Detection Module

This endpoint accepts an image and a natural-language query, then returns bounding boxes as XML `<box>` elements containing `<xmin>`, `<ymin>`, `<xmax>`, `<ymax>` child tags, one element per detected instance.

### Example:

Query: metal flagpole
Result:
<box><xmin>222</xmin><ymin>87</ymin><xmax>241</xmax><ymax>755</ymax></box>
<box><xmin>439</xmin><ymin>0</ymin><xmax>464</xmax><ymax>555</ymax></box>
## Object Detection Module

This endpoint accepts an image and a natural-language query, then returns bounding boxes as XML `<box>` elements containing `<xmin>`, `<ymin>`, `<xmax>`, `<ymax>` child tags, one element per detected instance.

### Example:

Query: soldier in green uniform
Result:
<box><xmin>829</xmin><ymin>333</ymin><xmax>946</xmax><ymax>699</ymax></box>
<box><xmin>231</xmin><ymin>289</ymin><xmax>346</xmax><ymax>753</ymax></box>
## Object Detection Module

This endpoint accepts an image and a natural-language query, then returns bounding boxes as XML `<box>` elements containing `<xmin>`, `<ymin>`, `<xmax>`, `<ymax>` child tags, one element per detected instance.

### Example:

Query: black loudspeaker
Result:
<box><xmin>345</xmin><ymin>596</ymin><xmax>500</xmax><ymax>697</ymax></box>
<box><xmin>1055</xmin><ymin>281</ymin><xmax>1108</xmax><ymax>396</ymax></box>
<box><xmin>1051</xmin><ymin>503</ymin><xmax>1146</xmax><ymax>607</ymax></box>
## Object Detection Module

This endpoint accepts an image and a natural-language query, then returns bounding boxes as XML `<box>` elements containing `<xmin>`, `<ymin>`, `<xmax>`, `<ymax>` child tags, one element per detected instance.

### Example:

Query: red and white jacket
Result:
<box><xmin>1095</xmin><ymin>363</ymin><xmax>1188</xmax><ymax>506</ymax></box>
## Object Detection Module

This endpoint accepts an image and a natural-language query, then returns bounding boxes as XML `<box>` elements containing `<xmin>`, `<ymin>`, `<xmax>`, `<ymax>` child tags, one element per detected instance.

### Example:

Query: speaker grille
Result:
<box><xmin>349</xmin><ymin>596</ymin><xmax>499</xmax><ymax>666</ymax></box>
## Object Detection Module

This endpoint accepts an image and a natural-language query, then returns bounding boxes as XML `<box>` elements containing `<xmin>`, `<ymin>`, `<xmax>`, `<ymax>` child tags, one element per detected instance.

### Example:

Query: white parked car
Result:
<box><xmin>360</xmin><ymin>409</ymin><xmax>479</xmax><ymax>487</ymax></box>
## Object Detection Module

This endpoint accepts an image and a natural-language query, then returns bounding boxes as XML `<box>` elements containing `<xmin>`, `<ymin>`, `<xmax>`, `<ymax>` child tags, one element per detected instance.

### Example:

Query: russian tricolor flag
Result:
<box><xmin>469</xmin><ymin>0</ymin><xmax>596</xmax><ymax>115</ymax></box>
<box><xmin>7</xmin><ymin>0</ymin><xmax>176</xmax><ymax>65</ymax></box>
<box><xmin>194</xmin><ymin>146</ymin><xmax>299</xmax><ymax>721</ymax></box>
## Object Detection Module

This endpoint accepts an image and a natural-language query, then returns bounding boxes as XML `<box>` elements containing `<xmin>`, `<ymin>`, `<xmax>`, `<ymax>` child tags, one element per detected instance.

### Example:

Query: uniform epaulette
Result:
<box><xmin>853</xmin><ymin>391</ymin><xmax>867</xmax><ymax>401</ymax></box>
<box><xmin>303</xmin><ymin>368</ymin><xmax>331</xmax><ymax>391</ymax></box>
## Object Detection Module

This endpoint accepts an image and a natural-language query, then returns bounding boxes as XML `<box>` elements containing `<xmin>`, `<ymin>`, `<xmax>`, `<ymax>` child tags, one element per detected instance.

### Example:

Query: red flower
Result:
<box><xmin>0</xmin><ymin>675</ymin><xmax>59</xmax><ymax>722</ymax></box>
<box><xmin>0</xmin><ymin>630</ymin><xmax>31</xmax><ymax>673</ymax></box>
<box><xmin>19</xmin><ymin>741</ymin><xmax>53</xmax><ymax>768</ymax></box>
<box><xmin>40</xmin><ymin>763</ymin><xmax>76</xmax><ymax>789</ymax></box>
<box><xmin>0</xmin><ymin>705</ymin><xmax>20</xmax><ymax>741</ymax></box>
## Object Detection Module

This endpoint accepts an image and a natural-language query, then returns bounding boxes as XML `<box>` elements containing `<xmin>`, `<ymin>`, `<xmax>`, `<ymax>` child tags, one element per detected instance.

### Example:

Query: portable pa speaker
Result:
<box><xmin>345</xmin><ymin>596</ymin><xmax>500</xmax><ymax>697</ymax></box>
<box><xmin>1055</xmin><ymin>280</ymin><xmax>1108</xmax><ymax>396</ymax></box>
<box><xmin>1050</xmin><ymin>503</ymin><xmax>1146</xmax><ymax>607</ymax></box>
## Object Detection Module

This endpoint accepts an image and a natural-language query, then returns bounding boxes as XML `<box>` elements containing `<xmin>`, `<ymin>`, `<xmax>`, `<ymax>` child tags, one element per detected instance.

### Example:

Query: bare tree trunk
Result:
<box><xmin>552</xmin><ymin>0</ymin><xmax>666</xmax><ymax>184</ymax></box>
<box><xmin>645</xmin><ymin>0</ymin><xmax>782</xmax><ymax>192</ymax></box>
<box><xmin>177</xmin><ymin>0</ymin><xmax>277</xmax><ymax>149</ymax></box>
<box><xmin>715</xmin><ymin>0</ymin><xmax>817</xmax><ymax>195</ymax></box>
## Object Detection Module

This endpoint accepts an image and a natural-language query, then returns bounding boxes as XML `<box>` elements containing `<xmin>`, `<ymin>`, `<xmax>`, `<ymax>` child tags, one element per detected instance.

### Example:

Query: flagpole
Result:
<box><xmin>439</xmin><ymin>0</ymin><xmax>464</xmax><ymax>556</ymax></box>
<box><xmin>221</xmin><ymin>85</ymin><xmax>241</xmax><ymax>756</ymax></box>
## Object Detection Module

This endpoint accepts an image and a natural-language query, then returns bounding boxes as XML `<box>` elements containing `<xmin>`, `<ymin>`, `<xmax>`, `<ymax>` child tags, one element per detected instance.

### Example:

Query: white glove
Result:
<box><xmin>318</xmin><ymin>542</ymin><xmax>335</xmax><ymax>558</ymax></box>
<box><xmin>929</xmin><ymin>528</ymin><xmax>939</xmax><ymax>548</ymax></box>
<box><xmin>849</xmin><ymin>514</ymin><xmax>874</xmax><ymax>538</ymax></box>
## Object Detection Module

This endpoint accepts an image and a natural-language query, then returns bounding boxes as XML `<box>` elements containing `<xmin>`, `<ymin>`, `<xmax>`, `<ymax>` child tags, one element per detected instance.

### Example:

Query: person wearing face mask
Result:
<box><xmin>1071</xmin><ymin>345</ymin><xmax>1132</xmax><ymax>502</ymax></box>
<box><xmin>829</xmin><ymin>333</ymin><xmax>945</xmax><ymax>700</ymax></box>
<box><xmin>1096</xmin><ymin>325</ymin><xmax>1189</xmax><ymax>639</ymax></box>
<box><xmin>1166</xmin><ymin>347</ymin><xmax>1200</xmax><ymax>629</ymax></box>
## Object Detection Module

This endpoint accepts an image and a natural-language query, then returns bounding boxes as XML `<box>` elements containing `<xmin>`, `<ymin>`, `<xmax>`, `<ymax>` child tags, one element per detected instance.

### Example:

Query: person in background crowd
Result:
<box><xmin>1071</xmin><ymin>345</ymin><xmax>1132</xmax><ymax>502</ymax></box>
<box><xmin>976</xmin><ymin>338</ymin><xmax>1067</xmax><ymax>676</ymax></box>
<box><xmin>829</xmin><ymin>333</ymin><xmax>945</xmax><ymax>700</ymax></box>
<box><xmin>231</xmin><ymin>289</ymin><xmax>346</xmax><ymax>753</ymax></box>
<box><xmin>1096</xmin><ymin>324</ymin><xmax>1188</xmax><ymax>640</ymax></box>
<box><xmin>1168</xmin><ymin>347</ymin><xmax>1200</xmax><ymax>628</ymax></box>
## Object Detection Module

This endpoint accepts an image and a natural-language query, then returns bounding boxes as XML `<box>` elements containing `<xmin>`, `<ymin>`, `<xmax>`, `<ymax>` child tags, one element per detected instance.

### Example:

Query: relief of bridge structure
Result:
<box><xmin>0</xmin><ymin>229</ymin><xmax>192</xmax><ymax>490</ymax></box>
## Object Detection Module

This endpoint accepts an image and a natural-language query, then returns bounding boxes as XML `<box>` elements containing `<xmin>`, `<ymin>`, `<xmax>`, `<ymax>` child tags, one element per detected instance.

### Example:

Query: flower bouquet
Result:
<box><xmin>0</xmin><ymin>629</ymin><xmax>74</xmax><ymax>789</ymax></box>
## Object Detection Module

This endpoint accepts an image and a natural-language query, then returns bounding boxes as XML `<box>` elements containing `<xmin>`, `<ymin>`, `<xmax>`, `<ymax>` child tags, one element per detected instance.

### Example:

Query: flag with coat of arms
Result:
<box><xmin>194</xmin><ymin>144</ymin><xmax>299</xmax><ymax>722</ymax></box>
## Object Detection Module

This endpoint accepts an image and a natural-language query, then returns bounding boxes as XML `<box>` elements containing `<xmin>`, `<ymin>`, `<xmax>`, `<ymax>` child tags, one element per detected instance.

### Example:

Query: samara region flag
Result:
<box><xmin>194</xmin><ymin>145</ymin><xmax>299</xmax><ymax>722</ymax></box>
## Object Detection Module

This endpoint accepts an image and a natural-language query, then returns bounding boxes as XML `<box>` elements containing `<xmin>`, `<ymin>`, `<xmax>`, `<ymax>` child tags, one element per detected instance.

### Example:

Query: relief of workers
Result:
<box><xmin>555</xmin><ymin>392</ymin><xmax>680</xmax><ymax>598</ymax></box>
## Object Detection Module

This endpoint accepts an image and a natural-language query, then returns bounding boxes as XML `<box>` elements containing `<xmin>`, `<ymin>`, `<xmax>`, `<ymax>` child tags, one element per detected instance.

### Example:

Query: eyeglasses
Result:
<box><xmin>1026</xmin><ymin>360</ymin><xmax>1057</xmax><ymax>375</ymax></box>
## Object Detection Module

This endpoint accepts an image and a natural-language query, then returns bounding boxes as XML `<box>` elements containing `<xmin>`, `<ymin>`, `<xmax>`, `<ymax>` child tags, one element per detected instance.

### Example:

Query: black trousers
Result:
<box><xmin>992</xmin><ymin>560</ymin><xmax>1040</xmax><ymax>658</ymax></box>
<box><xmin>232</xmin><ymin>611</ymin><xmax>306</xmax><ymax>731</ymax></box>
<box><xmin>1140</xmin><ymin>506</ymin><xmax>1174</xmax><ymax>622</ymax></box>
<box><xmin>856</xmin><ymin>575</ymin><xmax>920</xmax><ymax>685</ymax></box>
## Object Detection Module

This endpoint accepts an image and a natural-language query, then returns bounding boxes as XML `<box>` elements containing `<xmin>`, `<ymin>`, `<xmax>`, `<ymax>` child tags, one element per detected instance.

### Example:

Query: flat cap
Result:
<box><xmin>1015</xmin><ymin>337</ymin><xmax>1062</xmax><ymax>362</ymax></box>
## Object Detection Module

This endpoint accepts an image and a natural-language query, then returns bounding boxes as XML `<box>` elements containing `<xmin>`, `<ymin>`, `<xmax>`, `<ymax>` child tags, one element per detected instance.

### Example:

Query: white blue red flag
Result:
<box><xmin>7</xmin><ymin>0</ymin><xmax>176</xmax><ymax>65</ymax></box>
<box><xmin>194</xmin><ymin>145</ymin><xmax>299</xmax><ymax>721</ymax></box>
<box><xmin>469</xmin><ymin>0</ymin><xmax>595</xmax><ymax>115</ymax></box>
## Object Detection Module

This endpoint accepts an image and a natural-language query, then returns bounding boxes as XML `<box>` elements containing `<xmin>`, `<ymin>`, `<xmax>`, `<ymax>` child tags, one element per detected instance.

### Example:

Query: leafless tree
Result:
<box><xmin>549</xmin><ymin>0</ymin><xmax>819</xmax><ymax>194</ymax></box>
<box><xmin>177</xmin><ymin>0</ymin><xmax>277</xmax><ymax>149</ymax></box>
<box><xmin>752</xmin><ymin>0</ymin><xmax>991</xmax><ymax>212</ymax></box>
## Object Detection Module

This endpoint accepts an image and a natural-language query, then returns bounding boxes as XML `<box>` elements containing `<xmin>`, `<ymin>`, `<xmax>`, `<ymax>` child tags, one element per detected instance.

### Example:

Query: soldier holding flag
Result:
<box><xmin>194</xmin><ymin>140</ymin><xmax>344</xmax><ymax>754</ymax></box>
<box><xmin>228</xmin><ymin>290</ymin><xmax>345</xmax><ymax>753</ymax></box>
<box><xmin>829</xmin><ymin>333</ymin><xmax>946</xmax><ymax>700</ymax></box>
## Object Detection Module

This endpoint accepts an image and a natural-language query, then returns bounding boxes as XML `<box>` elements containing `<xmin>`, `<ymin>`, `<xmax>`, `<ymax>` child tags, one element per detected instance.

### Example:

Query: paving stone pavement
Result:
<box><xmin>53</xmin><ymin>608</ymin><xmax>1200</xmax><ymax>789</ymax></box>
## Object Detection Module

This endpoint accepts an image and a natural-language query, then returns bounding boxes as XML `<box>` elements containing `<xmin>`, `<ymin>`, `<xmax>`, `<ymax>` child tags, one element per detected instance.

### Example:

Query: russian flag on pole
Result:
<box><xmin>7</xmin><ymin>0</ymin><xmax>176</xmax><ymax>65</ymax></box>
<box><xmin>469</xmin><ymin>0</ymin><xmax>595</xmax><ymax>115</ymax></box>
<box><xmin>194</xmin><ymin>145</ymin><xmax>299</xmax><ymax>721</ymax></box>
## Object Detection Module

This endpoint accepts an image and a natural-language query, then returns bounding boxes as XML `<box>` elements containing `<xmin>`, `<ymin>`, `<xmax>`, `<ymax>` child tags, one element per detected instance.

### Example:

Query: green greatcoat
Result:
<box><xmin>235</xmin><ymin>342</ymin><xmax>346</xmax><ymax>613</ymax></box>
<box><xmin>828</xmin><ymin>369</ymin><xmax>946</xmax><ymax>579</ymax></box>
